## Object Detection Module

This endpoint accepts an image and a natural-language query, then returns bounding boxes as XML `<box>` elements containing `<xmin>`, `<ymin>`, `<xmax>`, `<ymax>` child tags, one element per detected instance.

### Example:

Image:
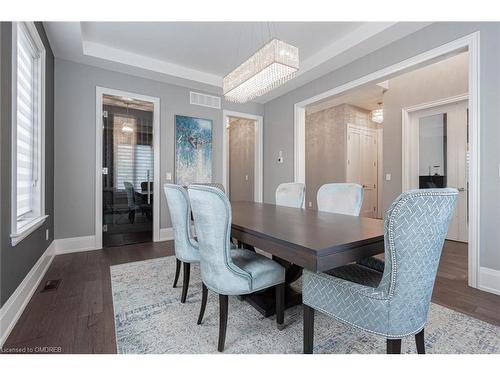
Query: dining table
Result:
<box><xmin>230</xmin><ymin>201</ymin><xmax>385</xmax><ymax>317</ymax></box>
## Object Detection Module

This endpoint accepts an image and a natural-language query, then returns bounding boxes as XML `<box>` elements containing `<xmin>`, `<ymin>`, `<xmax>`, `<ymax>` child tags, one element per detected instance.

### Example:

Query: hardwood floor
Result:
<box><xmin>2</xmin><ymin>241</ymin><xmax>173</xmax><ymax>354</ymax></box>
<box><xmin>2</xmin><ymin>240</ymin><xmax>499</xmax><ymax>353</ymax></box>
<box><xmin>432</xmin><ymin>240</ymin><xmax>500</xmax><ymax>326</ymax></box>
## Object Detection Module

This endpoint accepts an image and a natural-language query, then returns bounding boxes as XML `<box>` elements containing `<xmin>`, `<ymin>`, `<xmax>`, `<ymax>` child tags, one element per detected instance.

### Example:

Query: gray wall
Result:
<box><xmin>305</xmin><ymin>104</ymin><xmax>346</xmax><ymax>209</ymax></box>
<box><xmin>0</xmin><ymin>22</ymin><xmax>55</xmax><ymax>306</ymax></box>
<box><xmin>263</xmin><ymin>22</ymin><xmax>500</xmax><ymax>271</ymax></box>
<box><xmin>305</xmin><ymin>103</ymin><xmax>379</xmax><ymax>210</ymax></box>
<box><xmin>54</xmin><ymin>59</ymin><xmax>263</xmax><ymax>239</ymax></box>
<box><xmin>382</xmin><ymin>51</ymin><xmax>468</xmax><ymax>211</ymax></box>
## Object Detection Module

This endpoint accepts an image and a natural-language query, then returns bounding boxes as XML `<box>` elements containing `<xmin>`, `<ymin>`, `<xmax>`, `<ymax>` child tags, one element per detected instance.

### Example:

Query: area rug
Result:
<box><xmin>110</xmin><ymin>256</ymin><xmax>500</xmax><ymax>354</ymax></box>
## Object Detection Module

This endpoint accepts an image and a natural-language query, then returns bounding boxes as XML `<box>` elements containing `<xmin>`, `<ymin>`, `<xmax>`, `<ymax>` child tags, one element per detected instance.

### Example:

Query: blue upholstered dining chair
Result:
<box><xmin>302</xmin><ymin>188</ymin><xmax>458</xmax><ymax>354</ymax></box>
<box><xmin>188</xmin><ymin>185</ymin><xmax>286</xmax><ymax>352</ymax></box>
<box><xmin>275</xmin><ymin>182</ymin><xmax>306</xmax><ymax>208</ymax></box>
<box><xmin>164</xmin><ymin>184</ymin><xmax>200</xmax><ymax>303</ymax></box>
<box><xmin>124</xmin><ymin>181</ymin><xmax>141</xmax><ymax>224</ymax></box>
<box><xmin>190</xmin><ymin>182</ymin><xmax>226</xmax><ymax>193</ymax></box>
<box><xmin>316</xmin><ymin>183</ymin><xmax>364</xmax><ymax>215</ymax></box>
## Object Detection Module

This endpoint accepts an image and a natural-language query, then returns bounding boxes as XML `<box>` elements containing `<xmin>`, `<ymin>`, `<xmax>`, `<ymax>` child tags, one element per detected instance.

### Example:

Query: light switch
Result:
<box><xmin>308</xmin><ymin>201</ymin><xmax>312</xmax><ymax>207</ymax></box>
<box><xmin>245</xmin><ymin>175</ymin><xmax>249</xmax><ymax>181</ymax></box>
<box><xmin>385</xmin><ymin>173</ymin><xmax>392</xmax><ymax>181</ymax></box>
<box><xmin>277</xmin><ymin>150</ymin><xmax>284</xmax><ymax>164</ymax></box>
<box><xmin>166</xmin><ymin>172</ymin><xmax>172</xmax><ymax>181</ymax></box>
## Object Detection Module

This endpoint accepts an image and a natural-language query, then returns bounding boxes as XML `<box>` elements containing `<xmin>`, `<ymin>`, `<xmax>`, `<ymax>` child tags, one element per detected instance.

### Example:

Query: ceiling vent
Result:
<box><xmin>190</xmin><ymin>91</ymin><xmax>221</xmax><ymax>109</ymax></box>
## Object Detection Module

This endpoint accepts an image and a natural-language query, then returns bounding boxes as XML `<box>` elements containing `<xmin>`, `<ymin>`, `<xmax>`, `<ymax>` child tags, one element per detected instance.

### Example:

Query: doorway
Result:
<box><xmin>406</xmin><ymin>98</ymin><xmax>469</xmax><ymax>243</ymax></box>
<box><xmin>228</xmin><ymin>116</ymin><xmax>256</xmax><ymax>201</ymax></box>
<box><xmin>222</xmin><ymin>110</ymin><xmax>263</xmax><ymax>202</ymax></box>
<box><xmin>294</xmin><ymin>33</ymin><xmax>480</xmax><ymax>289</ymax></box>
<box><xmin>95</xmin><ymin>87</ymin><xmax>160</xmax><ymax>249</ymax></box>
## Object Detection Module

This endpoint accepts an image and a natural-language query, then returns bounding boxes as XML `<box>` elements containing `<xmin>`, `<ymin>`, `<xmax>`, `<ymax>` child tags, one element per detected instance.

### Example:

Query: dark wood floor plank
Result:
<box><xmin>3</xmin><ymin>239</ymin><xmax>499</xmax><ymax>353</ymax></box>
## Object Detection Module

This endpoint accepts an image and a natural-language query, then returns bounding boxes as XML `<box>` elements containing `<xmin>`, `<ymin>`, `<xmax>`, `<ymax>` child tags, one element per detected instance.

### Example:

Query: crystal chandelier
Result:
<box><xmin>223</xmin><ymin>38</ymin><xmax>299</xmax><ymax>103</ymax></box>
<box><xmin>371</xmin><ymin>102</ymin><xmax>383</xmax><ymax>124</ymax></box>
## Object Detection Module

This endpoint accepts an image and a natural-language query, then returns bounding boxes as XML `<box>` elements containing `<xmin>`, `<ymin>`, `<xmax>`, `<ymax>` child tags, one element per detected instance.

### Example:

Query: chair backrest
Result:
<box><xmin>123</xmin><ymin>182</ymin><xmax>136</xmax><ymax>209</ymax></box>
<box><xmin>190</xmin><ymin>182</ymin><xmax>226</xmax><ymax>194</ymax></box>
<box><xmin>188</xmin><ymin>185</ymin><xmax>251</xmax><ymax>294</ymax></box>
<box><xmin>317</xmin><ymin>183</ymin><xmax>364</xmax><ymax>215</ymax></box>
<box><xmin>275</xmin><ymin>182</ymin><xmax>305</xmax><ymax>208</ymax></box>
<box><xmin>378</xmin><ymin>188</ymin><xmax>458</xmax><ymax>335</ymax></box>
<box><xmin>141</xmin><ymin>181</ymin><xmax>153</xmax><ymax>192</ymax></box>
<box><xmin>163</xmin><ymin>184</ymin><xmax>199</xmax><ymax>262</ymax></box>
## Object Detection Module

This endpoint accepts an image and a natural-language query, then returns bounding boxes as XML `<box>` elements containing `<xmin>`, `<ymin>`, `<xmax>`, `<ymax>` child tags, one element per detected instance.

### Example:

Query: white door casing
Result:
<box><xmin>95</xmin><ymin>87</ymin><xmax>161</xmax><ymax>249</ymax></box>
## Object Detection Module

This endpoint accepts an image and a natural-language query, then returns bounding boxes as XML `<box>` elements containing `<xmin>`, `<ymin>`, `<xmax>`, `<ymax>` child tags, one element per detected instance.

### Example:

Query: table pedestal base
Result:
<box><xmin>243</xmin><ymin>285</ymin><xmax>302</xmax><ymax>317</ymax></box>
<box><xmin>236</xmin><ymin>245</ymin><xmax>304</xmax><ymax>317</ymax></box>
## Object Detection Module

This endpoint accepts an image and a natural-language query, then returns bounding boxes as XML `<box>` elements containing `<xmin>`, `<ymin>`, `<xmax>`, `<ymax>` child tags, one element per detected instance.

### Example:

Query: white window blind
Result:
<box><xmin>16</xmin><ymin>25</ymin><xmax>40</xmax><ymax>219</ymax></box>
<box><xmin>115</xmin><ymin>144</ymin><xmax>154</xmax><ymax>191</ymax></box>
<box><xmin>113</xmin><ymin>116</ymin><xmax>153</xmax><ymax>191</ymax></box>
<box><xmin>11</xmin><ymin>22</ymin><xmax>46</xmax><ymax>245</ymax></box>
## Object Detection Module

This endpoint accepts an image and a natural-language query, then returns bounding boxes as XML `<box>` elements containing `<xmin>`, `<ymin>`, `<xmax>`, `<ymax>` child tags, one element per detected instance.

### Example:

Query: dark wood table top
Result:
<box><xmin>231</xmin><ymin>201</ymin><xmax>385</xmax><ymax>272</ymax></box>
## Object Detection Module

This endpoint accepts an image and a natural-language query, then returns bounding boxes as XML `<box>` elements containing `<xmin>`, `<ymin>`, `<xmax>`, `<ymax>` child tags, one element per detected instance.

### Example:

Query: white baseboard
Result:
<box><xmin>53</xmin><ymin>235</ymin><xmax>98</xmax><ymax>255</ymax></box>
<box><xmin>0</xmin><ymin>241</ymin><xmax>56</xmax><ymax>348</ymax></box>
<box><xmin>54</xmin><ymin>229</ymin><xmax>177</xmax><ymax>254</ymax></box>
<box><xmin>478</xmin><ymin>267</ymin><xmax>500</xmax><ymax>296</ymax></box>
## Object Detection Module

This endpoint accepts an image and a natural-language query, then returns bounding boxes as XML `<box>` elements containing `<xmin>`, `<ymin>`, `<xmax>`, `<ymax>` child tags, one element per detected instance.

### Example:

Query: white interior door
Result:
<box><xmin>413</xmin><ymin>100</ymin><xmax>468</xmax><ymax>242</ymax></box>
<box><xmin>346</xmin><ymin>125</ymin><xmax>378</xmax><ymax>218</ymax></box>
<box><xmin>446</xmin><ymin>102</ymin><xmax>468</xmax><ymax>242</ymax></box>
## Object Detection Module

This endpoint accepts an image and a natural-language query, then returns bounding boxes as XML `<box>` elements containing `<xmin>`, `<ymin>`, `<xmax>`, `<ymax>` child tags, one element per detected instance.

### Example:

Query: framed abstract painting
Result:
<box><xmin>175</xmin><ymin>115</ymin><xmax>213</xmax><ymax>186</ymax></box>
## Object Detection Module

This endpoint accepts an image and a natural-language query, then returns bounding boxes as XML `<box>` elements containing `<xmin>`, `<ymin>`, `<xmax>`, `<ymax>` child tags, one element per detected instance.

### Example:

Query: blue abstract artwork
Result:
<box><xmin>175</xmin><ymin>115</ymin><xmax>213</xmax><ymax>186</ymax></box>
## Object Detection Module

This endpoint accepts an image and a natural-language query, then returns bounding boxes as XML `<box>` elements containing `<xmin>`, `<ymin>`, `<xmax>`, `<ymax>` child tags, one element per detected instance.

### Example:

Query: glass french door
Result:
<box><xmin>102</xmin><ymin>94</ymin><xmax>154</xmax><ymax>247</ymax></box>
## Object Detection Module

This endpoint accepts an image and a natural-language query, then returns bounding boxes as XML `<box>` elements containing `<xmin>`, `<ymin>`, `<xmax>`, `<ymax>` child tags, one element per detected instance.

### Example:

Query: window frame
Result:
<box><xmin>10</xmin><ymin>22</ymin><xmax>47</xmax><ymax>246</ymax></box>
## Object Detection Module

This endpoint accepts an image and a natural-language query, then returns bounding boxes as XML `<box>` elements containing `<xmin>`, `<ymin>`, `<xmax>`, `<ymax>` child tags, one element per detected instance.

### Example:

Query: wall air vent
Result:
<box><xmin>189</xmin><ymin>91</ymin><xmax>221</xmax><ymax>109</ymax></box>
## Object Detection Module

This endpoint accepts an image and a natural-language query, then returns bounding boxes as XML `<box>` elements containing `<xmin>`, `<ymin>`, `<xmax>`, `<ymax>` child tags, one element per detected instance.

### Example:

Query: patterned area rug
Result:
<box><xmin>110</xmin><ymin>256</ymin><xmax>500</xmax><ymax>354</ymax></box>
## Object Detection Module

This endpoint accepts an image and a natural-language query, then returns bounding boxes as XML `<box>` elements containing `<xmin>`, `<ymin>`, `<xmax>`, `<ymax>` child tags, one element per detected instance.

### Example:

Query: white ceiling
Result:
<box><xmin>43</xmin><ymin>22</ymin><xmax>431</xmax><ymax>103</ymax></box>
<box><xmin>82</xmin><ymin>22</ymin><xmax>364</xmax><ymax>76</ymax></box>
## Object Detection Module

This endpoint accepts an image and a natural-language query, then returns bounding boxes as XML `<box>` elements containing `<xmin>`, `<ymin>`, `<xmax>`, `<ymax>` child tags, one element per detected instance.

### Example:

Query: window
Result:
<box><xmin>113</xmin><ymin>115</ymin><xmax>154</xmax><ymax>191</ymax></box>
<box><xmin>11</xmin><ymin>22</ymin><xmax>47</xmax><ymax>245</ymax></box>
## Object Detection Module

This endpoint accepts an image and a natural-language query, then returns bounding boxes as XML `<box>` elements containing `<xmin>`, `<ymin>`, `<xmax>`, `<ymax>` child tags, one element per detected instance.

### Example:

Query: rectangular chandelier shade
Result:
<box><xmin>223</xmin><ymin>39</ymin><xmax>299</xmax><ymax>103</ymax></box>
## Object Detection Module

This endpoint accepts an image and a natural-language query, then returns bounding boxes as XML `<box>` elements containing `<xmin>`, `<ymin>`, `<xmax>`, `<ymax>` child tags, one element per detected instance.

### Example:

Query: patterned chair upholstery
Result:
<box><xmin>164</xmin><ymin>184</ymin><xmax>200</xmax><ymax>303</ymax></box>
<box><xmin>190</xmin><ymin>182</ymin><xmax>226</xmax><ymax>194</ymax></box>
<box><xmin>303</xmin><ymin>188</ymin><xmax>458</xmax><ymax>354</ymax></box>
<box><xmin>316</xmin><ymin>183</ymin><xmax>364</xmax><ymax>215</ymax></box>
<box><xmin>275</xmin><ymin>182</ymin><xmax>305</xmax><ymax>208</ymax></box>
<box><xmin>188</xmin><ymin>185</ymin><xmax>286</xmax><ymax>352</ymax></box>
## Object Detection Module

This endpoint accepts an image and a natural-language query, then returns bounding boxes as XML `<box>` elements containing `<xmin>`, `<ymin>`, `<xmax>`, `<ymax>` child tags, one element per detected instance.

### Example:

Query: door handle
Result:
<box><xmin>147</xmin><ymin>170</ymin><xmax>151</xmax><ymax>204</ymax></box>
<box><xmin>458</xmin><ymin>187</ymin><xmax>465</xmax><ymax>192</ymax></box>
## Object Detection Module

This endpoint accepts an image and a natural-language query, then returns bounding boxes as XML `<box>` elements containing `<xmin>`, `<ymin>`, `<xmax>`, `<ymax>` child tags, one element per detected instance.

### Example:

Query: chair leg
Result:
<box><xmin>197</xmin><ymin>283</ymin><xmax>208</xmax><ymax>325</ymax></box>
<box><xmin>387</xmin><ymin>339</ymin><xmax>402</xmax><ymax>354</ymax></box>
<box><xmin>275</xmin><ymin>283</ymin><xmax>285</xmax><ymax>328</ymax></box>
<box><xmin>218</xmin><ymin>294</ymin><xmax>229</xmax><ymax>352</ymax></box>
<box><xmin>180</xmin><ymin>262</ymin><xmax>190</xmax><ymax>303</ymax></box>
<box><xmin>173</xmin><ymin>259</ymin><xmax>181</xmax><ymax>288</ymax></box>
<box><xmin>303</xmin><ymin>304</ymin><xmax>315</xmax><ymax>354</ymax></box>
<box><xmin>415</xmin><ymin>329</ymin><xmax>425</xmax><ymax>354</ymax></box>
